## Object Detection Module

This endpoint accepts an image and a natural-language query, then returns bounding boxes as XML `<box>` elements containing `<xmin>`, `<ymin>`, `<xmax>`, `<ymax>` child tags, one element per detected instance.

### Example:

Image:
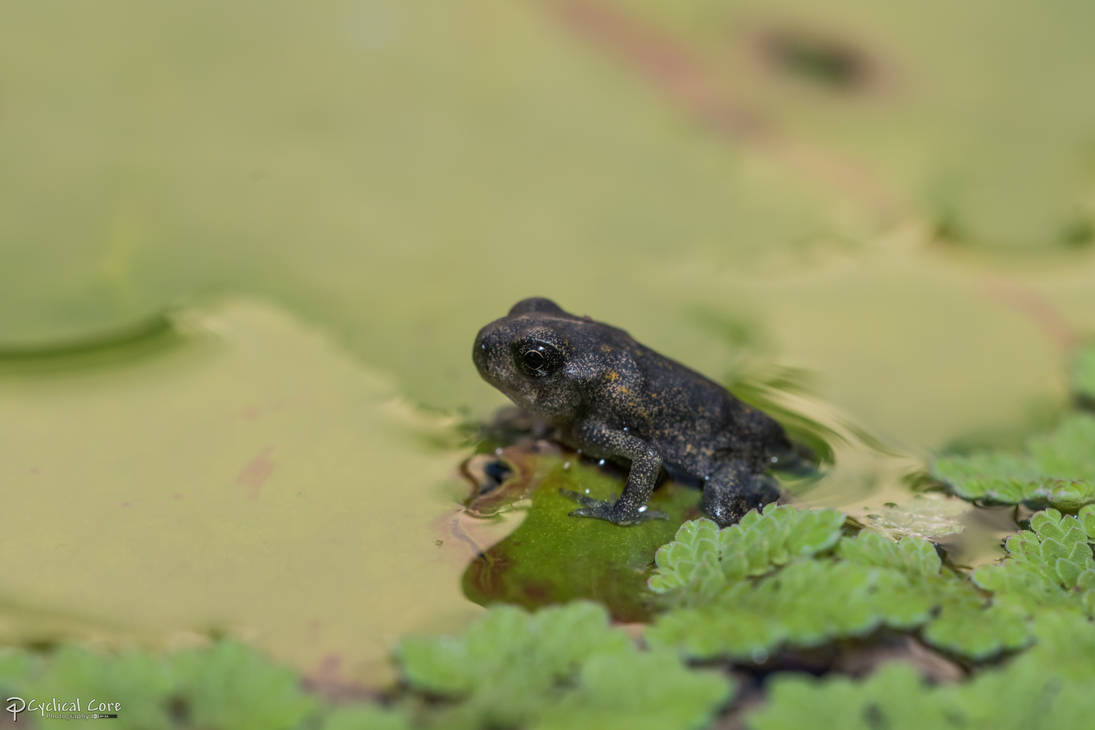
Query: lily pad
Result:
<box><xmin>0</xmin><ymin>300</ymin><xmax>480</xmax><ymax>685</ymax></box>
<box><xmin>618</xmin><ymin>0</ymin><xmax>1095</xmax><ymax>250</ymax></box>
<box><xmin>1</xmin><ymin>0</ymin><xmax>1089</xmax><ymax>462</ymax></box>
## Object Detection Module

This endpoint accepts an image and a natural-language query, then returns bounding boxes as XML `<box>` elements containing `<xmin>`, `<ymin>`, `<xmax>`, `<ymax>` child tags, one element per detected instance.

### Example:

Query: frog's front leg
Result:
<box><xmin>560</xmin><ymin>421</ymin><xmax>668</xmax><ymax>525</ymax></box>
<box><xmin>701</xmin><ymin>460</ymin><xmax>780</xmax><ymax>527</ymax></box>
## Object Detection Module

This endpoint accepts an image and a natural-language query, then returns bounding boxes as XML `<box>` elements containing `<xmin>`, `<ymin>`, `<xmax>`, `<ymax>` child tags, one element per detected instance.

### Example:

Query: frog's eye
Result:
<box><xmin>514</xmin><ymin>340</ymin><xmax>564</xmax><ymax>378</ymax></box>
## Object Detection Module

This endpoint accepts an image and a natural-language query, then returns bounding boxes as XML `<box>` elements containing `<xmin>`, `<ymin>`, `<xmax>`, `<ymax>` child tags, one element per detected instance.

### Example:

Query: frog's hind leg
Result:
<box><xmin>700</xmin><ymin>461</ymin><xmax>780</xmax><ymax>527</ymax></box>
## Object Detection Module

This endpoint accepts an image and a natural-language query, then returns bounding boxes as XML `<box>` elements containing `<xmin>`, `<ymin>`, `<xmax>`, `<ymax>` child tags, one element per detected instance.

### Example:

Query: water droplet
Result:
<box><xmin>638</xmin><ymin>505</ymin><xmax>647</xmax><ymax>513</ymax></box>
<box><xmin>480</xmin><ymin>343</ymin><xmax>487</xmax><ymax>350</ymax></box>
<box><xmin>584</xmin><ymin>488</ymin><xmax>591</xmax><ymax>494</ymax></box>
<box><xmin>770</xmin><ymin>456</ymin><xmax>779</xmax><ymax>464</ymax></box>
<box><xmin>563</xmin><ymin>461</ymin><xmax>571</xmax><ymax>470</ymax></box>
<box><xmin>494</xmin><ymin>447</ymin><xmax>503</xmax><ymax>456</ymax></box>
<box><xmin>598</xmin><ymin>459</ymin><xmax>606</xmax><ymax>467</ymax></box>
<box><xmin>622</xmin><ymin>426</ymin><xmax>629</xmax><ymax>432</ymax></box>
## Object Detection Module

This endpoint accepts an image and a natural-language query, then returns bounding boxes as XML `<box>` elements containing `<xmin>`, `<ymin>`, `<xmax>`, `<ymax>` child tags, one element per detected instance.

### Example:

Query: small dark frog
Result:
<box><xmin>473</xmin><ymin>297</ymin><xmax>798</xmax><ymax>527</ymax></box>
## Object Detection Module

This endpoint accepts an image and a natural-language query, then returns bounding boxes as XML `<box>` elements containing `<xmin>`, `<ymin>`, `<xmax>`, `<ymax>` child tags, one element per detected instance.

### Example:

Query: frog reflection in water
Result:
<box><xmin>473</xmin><ymin>297</ymin><xmax>800</xmax><ymax>527</ymax></box>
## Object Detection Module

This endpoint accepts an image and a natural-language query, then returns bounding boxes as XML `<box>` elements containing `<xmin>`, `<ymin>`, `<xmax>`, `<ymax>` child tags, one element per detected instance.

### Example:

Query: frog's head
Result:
<box><xmin>473</xmin><ymin>297</ymin><xmax>590</xmax><ymax>420</ymax></box>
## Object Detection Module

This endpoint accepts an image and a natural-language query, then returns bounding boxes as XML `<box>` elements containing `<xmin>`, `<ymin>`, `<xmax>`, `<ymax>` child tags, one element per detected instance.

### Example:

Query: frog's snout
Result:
<box><xmin>473</xmin><ymin>324</ymin><xmax>502</xmax><ymax>381</ymax></box>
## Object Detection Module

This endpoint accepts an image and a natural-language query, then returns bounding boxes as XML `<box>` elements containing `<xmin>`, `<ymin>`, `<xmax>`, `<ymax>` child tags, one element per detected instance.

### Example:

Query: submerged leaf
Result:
<box><xmin>860</xmin><ymin>493</ymin><xmax>968</xmax><ymax>541</ymax></box>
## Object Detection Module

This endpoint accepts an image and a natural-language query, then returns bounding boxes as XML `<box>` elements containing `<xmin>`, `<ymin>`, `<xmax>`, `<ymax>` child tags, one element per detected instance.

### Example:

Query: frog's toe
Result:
<box><xmin>559</xmin><ymin>488</ymin><xmax>601</xmax><ymax>509</ymax></box>
<box><xmin>560</xmin><ymin>489</ymin><xmax>666</xmax><ymax>525</ymax></box>
<box><xmin>569</xmin><ymin>504</ymin><xmax>668</xmax><ymax>525</ymax></box>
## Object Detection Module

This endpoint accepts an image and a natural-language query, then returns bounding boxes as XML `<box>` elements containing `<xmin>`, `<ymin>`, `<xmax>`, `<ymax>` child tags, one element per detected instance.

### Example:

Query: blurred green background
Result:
<box><xmin>2</xmin><ymin>0</ymin><xmax>1094</xmax><ymax>687</ymax></box>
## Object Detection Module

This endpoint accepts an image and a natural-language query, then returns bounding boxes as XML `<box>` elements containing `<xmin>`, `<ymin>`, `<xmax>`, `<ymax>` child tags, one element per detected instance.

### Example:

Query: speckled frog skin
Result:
<box><xmin>473</xmin><ymin>297</ymin><xmax>795</xmax><ymax>526</ymax></box>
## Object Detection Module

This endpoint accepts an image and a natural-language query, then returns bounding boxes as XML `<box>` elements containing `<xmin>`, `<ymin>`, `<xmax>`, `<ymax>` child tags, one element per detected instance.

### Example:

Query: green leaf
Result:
<box><xmin>647</xmin><ymin>506</ymin><xmax>845</xmax><ymax>602</ymax></box>
<box><xmin>922</xmin><ymin>603</ymin><xmax>1032</xmax><ymax>659</ymax></box>
<box><xmin>397</xmin><ymin>603</ymin><xmax>631</xmax><ymax>698</ymax></box>
<box><xmin>933</xmin><ymin>416</ymin><xmax>1095</xmax><ymax>509</ymax></box>
<box><xmin>647</xmin><ymin>559</ymin><xmax>937</xmax><ymax>659</ymax></box>
<box><xmin>396</xmin><ymin>603</ymin><xmax>728</xmax><ymax>730</ymax></box>
<box><xmin>836</xmin><ymin>531</ymin><xmax>941</xmax><ymax>576</ymax></box>
<box><xmin>747</xmin><ymin>663</ymin><xmax>951</xmax><ymax>730</ymax></box>
<box><xmin>168</xmin><ymin>643</ymin><xmax>319</xmax><ymax>730</ymax></box>
<box><xmin>1030</xmin><ymin>508</ymin><xmax>1065</xmax><ymax>540</ymax></box>
<box><xmin>1029</xmin><ymin>416</ymin><xmax>1095</xmax><ymax>481</ymax></box>
<box><xmin>1083</xmin><ymin>591</ymin><xmax>1095</xmax><ymax>618</ymax></box>
<box><xmin>748</xmin><ymin>613</ymin><xmax>1095</xmax><ymax>730</ymax></box>
<box><xmin>932</xmin><ymin>453</ymin><xmax>1041</xmax><ymax>502</ymax></box>
<box><xmin>534</xmin><ymin>651</ymin><xmax>732</xmax><ymax>730</ymax></box>
<box><xmin>1075</xmin><ymin>342</ymin><xmax>1095</xmax><ymax>401</ymax></box>
<box><xmin>1081</xmin><ymin>504</ymin><xmax>1095</xmax><ymax>539</ymax></box>
<box><xmin>319</xmin><ymin>707</ymin><xmax>415</xmax><ymax>730</ymax></box>
<box><xmin>970</xmin><ymin>507</ymin><xmax>1095</xmax><ymax>620</ymax></box>
<box><xmin>0</xmin><ymin>649</ymin><xmax>33</xmax><ymax>693</ymax></box>
<box><xmin>14</xmin><ymin>641</ymin><xmax>318</xmax><ymax>730</ymax></box>
<box><xmin>20</xmin><ymin>647</ymin><xmax>178</xmax><ymax>730</ymax></box>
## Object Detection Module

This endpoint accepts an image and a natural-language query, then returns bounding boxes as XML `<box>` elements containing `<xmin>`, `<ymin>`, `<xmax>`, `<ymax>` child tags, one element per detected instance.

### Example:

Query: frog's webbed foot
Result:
<box><xmin>559</xmin><ymin>489</ymin><xmax>668</xmax><ymax>525</ymax></box>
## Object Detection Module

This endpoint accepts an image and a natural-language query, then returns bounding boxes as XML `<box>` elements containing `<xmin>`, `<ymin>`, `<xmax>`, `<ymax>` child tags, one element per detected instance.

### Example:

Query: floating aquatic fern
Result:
<box><xmin>748</xmin><ymin>612</ymin><xmax>1095</xmax><ymax>730</ymax></box>
<box><xmin>643</xmin><ymin>504</ymin><xmax>1092</xmax><ymax>661</ymax></box>
<box><xmin>647</xmin><ymin>504</ymin><xmax>846</xmax><ymax>603</ymax></box>
<box><xmin>645</xmin><ymin>507</ymin><xmax>1007</xmax><ymax>659</ymax></box>
<box><xmin>396</xmin><ymin>602</ymin><xmax>731</xmax><ymax>730</ymax></box>
<box><xmin>932</xmin><ymin>415</ymin><xmax>1095</xmax><ymax>510</ymax></box>
<box><xmin>6</xmin><ymin>642</ymin><xmax>319</xmax><ymax>730</ymax></box>
<box><xmin>647</xmin><ymin>557</ymin><xmax>938</xmax><ymax>659</ymax></box>
<box><xmin>972</xmin><ymin>506</ymin><xmax>1095</xmax><ymax>617</ymax></box>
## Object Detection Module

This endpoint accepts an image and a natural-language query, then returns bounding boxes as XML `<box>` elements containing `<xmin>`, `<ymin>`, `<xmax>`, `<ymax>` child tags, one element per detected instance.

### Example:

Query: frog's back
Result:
<box><xmin>626</xmin><ymin>341</ymin><xmax>784</xmax><ymax>479</ymax></box>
